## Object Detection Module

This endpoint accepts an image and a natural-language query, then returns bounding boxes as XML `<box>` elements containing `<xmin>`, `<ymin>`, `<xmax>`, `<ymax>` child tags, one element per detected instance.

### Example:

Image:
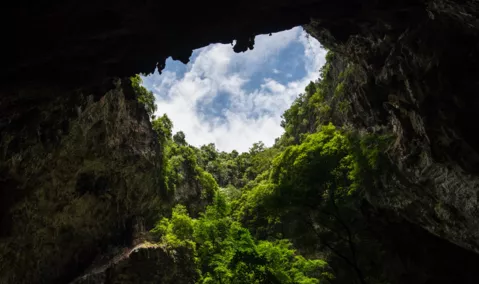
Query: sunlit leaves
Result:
<box><xmin>152</xmin><ymin>194</ymin><xmax>328</xmax><ymax>284</ymax></box>
<box><xmin>131</xmin><ymin>75</ymin><xmax>157</xmax><ymax>117</ymax></box>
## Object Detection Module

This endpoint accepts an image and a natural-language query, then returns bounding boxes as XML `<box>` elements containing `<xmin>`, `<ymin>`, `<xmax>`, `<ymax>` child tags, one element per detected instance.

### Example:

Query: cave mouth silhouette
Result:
<box><xmin>2</xmin><ymin>0</ymin><xmax>360</xmax><ymax>89</ymax></box>
<box><xmin>140</xmin><ymin>27</ymin><xmax>325</xmax><ymax>153</ymax></box>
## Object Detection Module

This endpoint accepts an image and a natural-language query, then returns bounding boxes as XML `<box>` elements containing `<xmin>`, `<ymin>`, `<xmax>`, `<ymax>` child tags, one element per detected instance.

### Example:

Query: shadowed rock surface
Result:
<box><xmin>73</xmin><ymin>243</ymin><xmax>198</xmax><ymax>284</ymax></box>
<box><xmin>305</xmin><ymin>0</ymin><xmax>479</xmax><ymax>253</ymax></box>
<box><xmin>2</xmin><ymin>0</ymin><xmax>342</xmax><ymax>87</ymax></box>
<box><xmin>0</xmin><ymin>79</ymin><xmax>165</xmax><ymax>283</ymax></box>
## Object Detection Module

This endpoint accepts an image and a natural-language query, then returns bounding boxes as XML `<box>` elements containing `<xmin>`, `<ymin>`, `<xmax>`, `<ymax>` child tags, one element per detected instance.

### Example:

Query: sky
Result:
<box><xmin>141</xmin><ymin>26</ymin><xmax>327</xmax><ymax>153</ymax></box>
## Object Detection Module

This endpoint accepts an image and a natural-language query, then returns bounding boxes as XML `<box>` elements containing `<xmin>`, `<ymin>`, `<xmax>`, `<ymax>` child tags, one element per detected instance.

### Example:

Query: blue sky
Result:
<box><xmin>142</xmin><ymin>27</ymin><xmax>326</xmax><ymax>152</ymax></box>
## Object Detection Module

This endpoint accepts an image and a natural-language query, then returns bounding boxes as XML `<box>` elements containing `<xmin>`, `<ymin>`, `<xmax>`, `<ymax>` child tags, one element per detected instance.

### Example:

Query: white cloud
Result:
<box><xmin>143</xmin><ymin>27</ymin><xmax>327</xmax><ymax>153</ymax></box>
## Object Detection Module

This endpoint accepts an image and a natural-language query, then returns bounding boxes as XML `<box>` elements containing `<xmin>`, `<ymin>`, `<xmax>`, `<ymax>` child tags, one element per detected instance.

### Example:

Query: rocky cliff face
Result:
<box><xmin>299</xmin><ymin>1</ymin><xmax>479</xmax><ymax>282</ymax></box>
<box><xmin>0</xmin><ymin>79</ymin><xmax>164</xmax><ymax>284</ymax></box>
<box><xmin>73</xmin><ymin>243</ymin><xmax>198</xmax><ymax>284</ymax></box>
<box><xmin>306</xmin><ymin>0</ymin><xmax>479</xmax><ymax>255</ymax></box>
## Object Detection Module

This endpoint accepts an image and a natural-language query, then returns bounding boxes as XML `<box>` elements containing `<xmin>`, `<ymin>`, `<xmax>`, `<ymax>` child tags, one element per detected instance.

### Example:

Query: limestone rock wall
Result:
<box><xmin>307</xmin><ymin>0</ymin><xmax>479</xmax><ymax>254</ymax></box>
<box><xmin>0</xmin><ymin>79</ymin><xmax>163</xmax><ymax>284</ymax></box>
<box><xmin>72</xmin><ymin>244</ymin><xmax>198</xmax><ymax>284</ymax></box>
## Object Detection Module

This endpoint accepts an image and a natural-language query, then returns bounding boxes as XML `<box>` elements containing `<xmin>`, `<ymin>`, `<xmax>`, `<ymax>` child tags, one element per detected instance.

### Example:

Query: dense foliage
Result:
<box><xmin>234</xmin><ymin>125</ymin><xmax>390</xmax><ymax>284</ymax></box>
<box><xmin>131</xmin><ymin>75</ymin><xmax>157</xmax><ymax>117</ymax></box>
<box><xmin>137</xmin><ymin>51</ymin><xmax>393</xmax><ymax>283</ymax></box>
<box><xmin>152</xmin><ymin>195</ymin><xmax>332</xmax><ymax>284</ymax></box>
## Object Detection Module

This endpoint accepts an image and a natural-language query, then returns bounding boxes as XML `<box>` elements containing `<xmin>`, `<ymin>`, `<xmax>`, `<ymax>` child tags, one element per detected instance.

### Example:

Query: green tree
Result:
<box><xmin>130</xmin><ymin>75</ymin><xmax>157</xmax><ymax>117</ymax></box>
<box><xmin>237</xmin><ymin>124</ymin><xmax>390</xmax><ymax>284</ymax></box>
<box><xmin>173</xmin><ymin>131</ymin><xmax>187</xmax><ymax>145</ymax></box>
<box><xmin>152</xmin><ymin>114</ymin><xmax>173</xmax><ymax>145</ymax></box>
<box><xmin>151</xmin><ymin>204</ymin><xmax>195</xmax><ymax>248</ymax></box>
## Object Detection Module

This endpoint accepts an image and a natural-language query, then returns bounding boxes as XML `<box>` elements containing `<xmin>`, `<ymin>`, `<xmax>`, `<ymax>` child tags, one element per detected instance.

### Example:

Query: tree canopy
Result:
<box><xmin>131</xmin><ymin>74</ymin><xmax>157</xmax><ymax>117</ymax></box>
<box><xmin>152</xmin><ymin>194</ymin><xmax>332</xmax><ymax>284</ymax></box>
<box><xmin>139</xmin><ymin>51</ymin><xmax>393</xmax><ymax>283</ymax></box>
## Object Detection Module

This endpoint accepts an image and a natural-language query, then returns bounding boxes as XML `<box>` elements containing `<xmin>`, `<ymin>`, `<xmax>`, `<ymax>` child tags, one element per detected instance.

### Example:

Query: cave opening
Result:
<box><xmin>141</xmin><ymin>27</ymin><xmax>326</xmax><ymax>153</ymax></box>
